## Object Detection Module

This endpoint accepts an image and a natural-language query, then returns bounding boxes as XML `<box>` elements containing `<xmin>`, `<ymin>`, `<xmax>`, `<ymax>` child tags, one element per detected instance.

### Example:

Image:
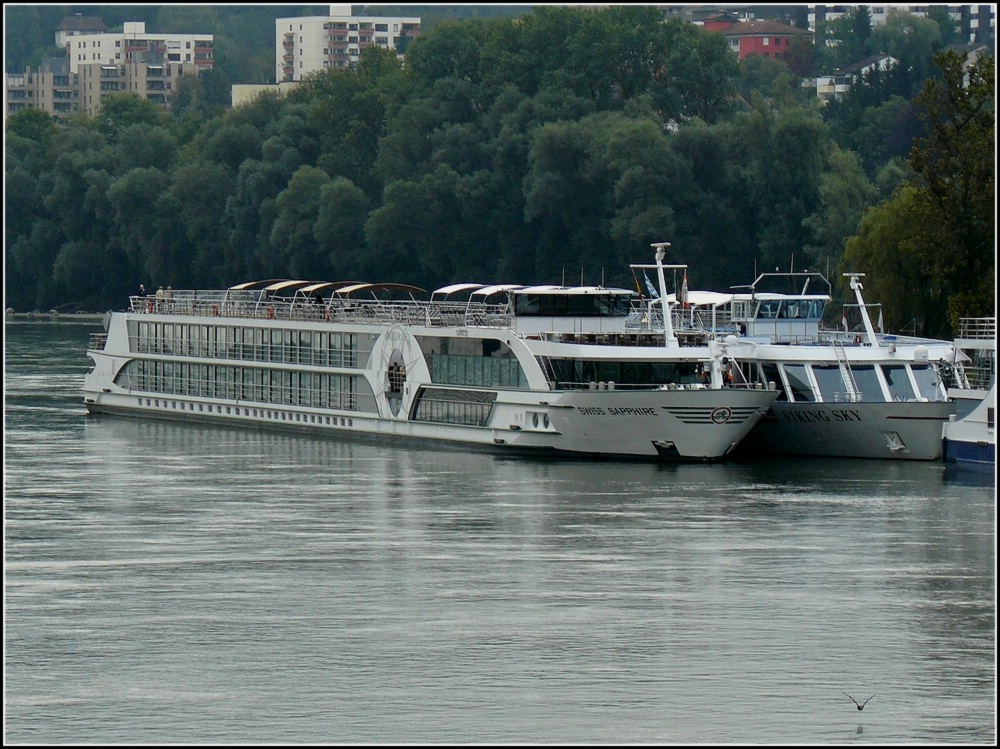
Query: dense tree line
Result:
<box><xmin>4</xmin><ymin>7</ymin><xmax>994</xmax><ymax>336</ymax></box>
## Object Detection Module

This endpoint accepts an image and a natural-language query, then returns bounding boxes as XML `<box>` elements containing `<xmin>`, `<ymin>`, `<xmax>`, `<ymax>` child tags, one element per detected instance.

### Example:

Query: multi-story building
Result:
<box><xmin>6</xmin><ymin>55</ymin><xmax>202</xmax><ymax>120</ymax></box>
<box><xmin>63</xmin><ymin>21</ymin><xmax>213</xmax><ymax>74</ymax></box>
<box><xmin>708</xmin><ymin>18</ymin><xmax>815</xmax><ymax>60</ymax></box>
<box><xmin>276</xmin><ymin>5</ymin><xmax>421</xmax><ymax>82</ymax></box>
<box><xmin>6</xmin><ymin>17</ymin><xmax>212</xmax><ymax>120</ymax></box>
<box><xmin>809</xmin><ymin>4</ymin><xmax>995</xmax><ymax>44</ymax></box>
<box><xmin>6</xmin><ymin>58</ymin><xmax>78</xmax><ymax>119</ymax></box>
<box><xmin>75</xmin><ymin>57</ymin><xmax>201</xmax><ymax>117</ymax></box>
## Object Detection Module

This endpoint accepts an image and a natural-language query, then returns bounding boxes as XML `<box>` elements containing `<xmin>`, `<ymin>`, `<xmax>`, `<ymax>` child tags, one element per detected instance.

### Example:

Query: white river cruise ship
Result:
<box><xmin>83</xmin><ymin>246</ymin><xmax>778</xmax><ymax>461</ymax></box>
<box><xmin>668</xmin><ymin>270</ymin><xmax>968</xmax><ymax>460</ymax></box>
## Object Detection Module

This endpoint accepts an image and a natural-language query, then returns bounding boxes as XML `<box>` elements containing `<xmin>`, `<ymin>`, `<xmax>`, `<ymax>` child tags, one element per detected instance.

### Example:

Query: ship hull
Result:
<box><xmin>738</xmin><ymin>400</ymin><xmax>955</xmax><ymax>460</ymax></box>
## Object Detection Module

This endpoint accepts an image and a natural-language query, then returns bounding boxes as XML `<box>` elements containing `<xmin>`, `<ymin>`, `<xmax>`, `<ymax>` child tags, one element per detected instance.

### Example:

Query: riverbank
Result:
<box><xmin>5</xmin><ymin>311</ymin><xmax>106</xmax><ymax>322</ymax></box>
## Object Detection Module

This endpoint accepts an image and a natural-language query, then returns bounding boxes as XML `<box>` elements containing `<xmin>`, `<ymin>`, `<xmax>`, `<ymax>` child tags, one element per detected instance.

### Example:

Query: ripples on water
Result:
<box><xmin>5</xmin><ymin>321</ymin><xmax>996</xmax><ymax>743</ymax></box>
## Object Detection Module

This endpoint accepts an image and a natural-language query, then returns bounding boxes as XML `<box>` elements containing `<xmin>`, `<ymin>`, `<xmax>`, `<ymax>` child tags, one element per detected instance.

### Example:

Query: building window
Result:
<box><xmin>763</xmin><ymin>37</ymin><xmax>769</xmax><ymax>46</ymax></box>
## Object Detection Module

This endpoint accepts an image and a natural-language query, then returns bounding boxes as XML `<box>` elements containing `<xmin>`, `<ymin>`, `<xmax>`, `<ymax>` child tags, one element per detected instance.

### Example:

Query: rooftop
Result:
<box><xmin>57</xmin><ymin>15</ymin><xmax>107</xmax><ymax>33</ymax></box>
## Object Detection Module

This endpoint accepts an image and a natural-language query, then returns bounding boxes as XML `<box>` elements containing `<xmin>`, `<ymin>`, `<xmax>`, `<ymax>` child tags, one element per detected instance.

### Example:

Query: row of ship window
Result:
<box><xmin>763</xmin><ymin>362</ymin><xmax>941</xmax><ymax>403</ymax></box>
<box><xmin>139</xmin><ymin>397</ymin><xmax>356</xmax><ymax>427</ymax></box>
<box><xmin>131</xmin><ymin>322</ymin><xmax>361</xmax><ymax>367</ymax></box>
<box><xmin>127</xmin><ymin>370</ymin><xmax>497</xmax><ymax>429</ymax></box>
<box><xmin>118</xmin><ymin>361</ymin><xmax>361</xmax><ymax>411</ymax></box>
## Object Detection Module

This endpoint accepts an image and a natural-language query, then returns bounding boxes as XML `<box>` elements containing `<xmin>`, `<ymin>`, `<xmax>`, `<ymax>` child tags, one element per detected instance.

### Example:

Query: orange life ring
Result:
<box><xmin>147</xmin><ymin>300</ymin><xmax>154</xmax><ymax>313</ymax></box>
<box><xmin>212</xmin><ymin>303</ymin><xmax>220</xmax><ymax>317</ymax></box>
<box><xmin>266</xmin><ymin>306</ymin><xmax>275</xmax><ymax>320</ymax></box>
<box><xmin>854</xmin><ymin>334</ymin><xmax>862</xmax><ymax>345</ymax></box>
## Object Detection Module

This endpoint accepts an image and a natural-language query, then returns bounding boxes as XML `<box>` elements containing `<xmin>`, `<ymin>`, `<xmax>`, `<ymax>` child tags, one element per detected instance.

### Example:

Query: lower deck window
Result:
<box><xmin>412</xmin><ymin>388</ymin><xmax>497</xmax><ymax>426</ymax></box>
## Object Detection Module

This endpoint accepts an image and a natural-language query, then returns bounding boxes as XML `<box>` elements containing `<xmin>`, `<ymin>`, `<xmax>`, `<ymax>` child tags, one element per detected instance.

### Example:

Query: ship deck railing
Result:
<box><xmin>956</xmin><ymin>317</ymin><xmax>996</xmax><ymax>342</ymax></box>
<box><xmin>129</xmin><ymin>293</ymin><xmax>513</xmax><ymax>329</ymax></box>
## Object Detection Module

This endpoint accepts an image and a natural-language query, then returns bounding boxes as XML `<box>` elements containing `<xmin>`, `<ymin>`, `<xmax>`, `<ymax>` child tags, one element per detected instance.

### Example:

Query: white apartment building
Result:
<box><xmin>808</xmin><ymin>4</ymin><xmax>995</xmax><ymax>43</ymax></box>
<box><xmin>276</xmin><ymin>5</ymin><xmax>421</xmax><ymax>82</ymax></box>
<box><xmin>63</xmin><ymin>21</ymin><xmax>213</xmax><ymax>74</ymax></box>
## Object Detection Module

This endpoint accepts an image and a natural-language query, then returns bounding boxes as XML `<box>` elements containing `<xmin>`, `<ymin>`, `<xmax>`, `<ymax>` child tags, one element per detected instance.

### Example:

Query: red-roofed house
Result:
<box><xmin>716</xmin><ymin>19</ymin><xmax>814</xmax><ymax>61</ymax></box>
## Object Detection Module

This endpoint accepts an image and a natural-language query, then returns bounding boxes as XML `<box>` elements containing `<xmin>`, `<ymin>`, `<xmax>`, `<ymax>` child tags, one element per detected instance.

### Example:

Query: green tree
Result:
<box><xmin>365</xmin><ymin>164</ymin><xmax>467</xmax><ymax>285</ymax></box>
<box><xmin>732</xmin><ymin>99</ymin><xmax>828</xmax><ymax>273</ymax></box>
<box><xmin>925</xmin><ymin>5</ymin><xmax>963</xmax><ymax>47</ymax></box>
<box><xmin>802</xmin><ymin>145</ymin><xmax>877</xmax><ymax>272</ymax></box>
<box><xmin>314</xmin><ymin>177</ymin><xmax>370</xmax><ymax>278</ymax></box>
<box><xmin>842</xmin><ymin>50</ymin><xmax>994</xmax><ymax>337</ymax></box>
<box><xmin>869</xmin><ymin>10</ymin><xmax>942</xmax><ymax>97</ymax></box>
<box><xmin>842</xmin><ymin>185</ymin><xmax>944</xmax><ymax>335</ymax></box>
<box><xmin>655</xmin><ymin>19</ymin><xmax>739</xmax><ymax>124</ymax></box>
<box><xmin>4</xmin><ymin>108</ymin><xmax>58</xmax><ymax>144</ymax></box>
<box><xmin>107</xmin><ymin>167</ymin><xmax>173</xmax><ymax>283</ymax></box>
<box><xmin>163</xmin><ymin>161</ymin><xmax>235</xmax><ymax>286</ymax></box>
<box><xmin>270</xmin><ymin>165</ymin><xmax>333</xmax><ymax>279</ymax></box>
<box><xmin>96</xmin><ymin>92</ymin><xmax>173</xmax><ymax>139</ymax></box>
<box><xmin>782</xmin><ymin>35</ymin><xmax>816</xmax><ymax>77</ymax></box>
<box><xmin>908</xmin><ymin>49</ymin><xmax>995</xmax><ymax>325</ymax></box>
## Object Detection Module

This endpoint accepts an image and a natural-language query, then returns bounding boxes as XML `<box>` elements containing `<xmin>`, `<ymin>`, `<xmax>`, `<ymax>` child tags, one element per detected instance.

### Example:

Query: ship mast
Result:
<box><xmin>651</xmin><ymin>242</ymin><xmax>678</xmax><ymax>346</ymax></box>
<box><xmin>844</xmin><ymin>273</ymin><xmax>880</xmax><ymax>347</ymax></box>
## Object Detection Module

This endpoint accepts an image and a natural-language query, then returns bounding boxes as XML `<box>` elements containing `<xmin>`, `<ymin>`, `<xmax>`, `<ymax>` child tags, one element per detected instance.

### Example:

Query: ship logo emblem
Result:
<box><xmin>710</xmin><ymin>407</ymin><xmax>733</xmax><ymax>424</ymax></box>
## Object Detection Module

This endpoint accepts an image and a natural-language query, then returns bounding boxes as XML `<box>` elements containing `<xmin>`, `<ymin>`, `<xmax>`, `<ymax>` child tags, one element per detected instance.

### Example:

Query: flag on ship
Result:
<box><xmin>842</xmin><ymin>312</ymin><xmax>849</xmax><ymax>332</ymax></box>
<box><xmin>681</xmin><ymin>269</ymin><xmax>689</xmax><ymax>309</ymax></box>
<box><xmin>643</xmin><ymin>273</ymin><xmax>659</xmax><ymax>298</ymax></box>
<box><xmin>877</xmin><ymin>308</ymin><xmax>884</xmax><ymax>334</ymax></box>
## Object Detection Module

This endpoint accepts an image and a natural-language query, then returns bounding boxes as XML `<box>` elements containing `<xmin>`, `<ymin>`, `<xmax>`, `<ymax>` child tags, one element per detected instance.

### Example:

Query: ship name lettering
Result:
<box><xmin>782</xmin><ymin>408</ymin><xmax>862</xmax><ymax>424</ymax></box>
<box><xmin>783</xmin><ymin>409</ymin><xmax>831</xmax><ymax>423</ymax></box>
<box><xmin>576</xmin><ymin>406</ymin><xmax>658</xmax><ymax>417</ymax></box>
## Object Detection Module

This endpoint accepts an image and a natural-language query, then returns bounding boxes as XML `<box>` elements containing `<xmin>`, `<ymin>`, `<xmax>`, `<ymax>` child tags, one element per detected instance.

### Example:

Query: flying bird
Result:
<box><xmin>843</xmin><ymin>691</ymin><xmax>875</xmax><ymax>710</ymax></box>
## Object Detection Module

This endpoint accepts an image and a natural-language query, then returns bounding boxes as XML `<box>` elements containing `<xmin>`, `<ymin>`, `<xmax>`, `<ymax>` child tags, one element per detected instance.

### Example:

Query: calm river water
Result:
<box><xmin>4</xmin><ymin>319</ymin><xmax>996</xmax><ymax>744</ymax></box>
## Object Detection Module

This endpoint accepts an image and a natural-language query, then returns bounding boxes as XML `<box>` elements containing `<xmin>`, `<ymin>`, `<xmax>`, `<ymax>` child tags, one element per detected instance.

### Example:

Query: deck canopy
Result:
<box><xmin>298</xmin><ymin>282</ymin><xmax>340</xmax><ymax>295</ymax></box>
<box><xmin>470</xmin><ymin>284</ymin><xmax>523</xmax><ymax>299</ymax></box>
<box><xmin>291</xmin><ymin>282</ymin><xmax>362</xmax><ymax>305</ymax></box>
<box><xmin>334</xmin><ymin>282</ymin><xmax>427</xmax><ymax>298</ymax></box>
<box><xmin>431</xmin><ymin>283</ymin><xmax>486</xmax><ymax>300</ymax></box>
<box><xmin>513</xmin><ymin>284</ymin><xmax>562</xmax><ymax>295</ymax></box>
<box><xmin>264</xmin><ymin>280</ymin><xmax>312</xmax><ymax>295</ymax></box>
<box><xmin>228</xmin><ymin>279</ymin><xmax>285</xmax><ymax>291</ymax></box>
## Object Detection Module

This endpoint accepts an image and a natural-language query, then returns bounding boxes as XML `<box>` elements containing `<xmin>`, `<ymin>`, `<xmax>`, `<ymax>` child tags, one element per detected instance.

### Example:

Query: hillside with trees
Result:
<box><xmin>4</xmin><ymin>6</ymin><xmax>994</xmax><ymax>336</ymax></box>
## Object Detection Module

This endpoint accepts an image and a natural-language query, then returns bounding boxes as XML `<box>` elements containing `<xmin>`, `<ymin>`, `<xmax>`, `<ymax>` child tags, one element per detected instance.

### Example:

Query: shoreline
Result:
<box><xmin>6</xmin><ymin>311</ymin><xmax>107</xmax><ymax>322</ymax></box>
